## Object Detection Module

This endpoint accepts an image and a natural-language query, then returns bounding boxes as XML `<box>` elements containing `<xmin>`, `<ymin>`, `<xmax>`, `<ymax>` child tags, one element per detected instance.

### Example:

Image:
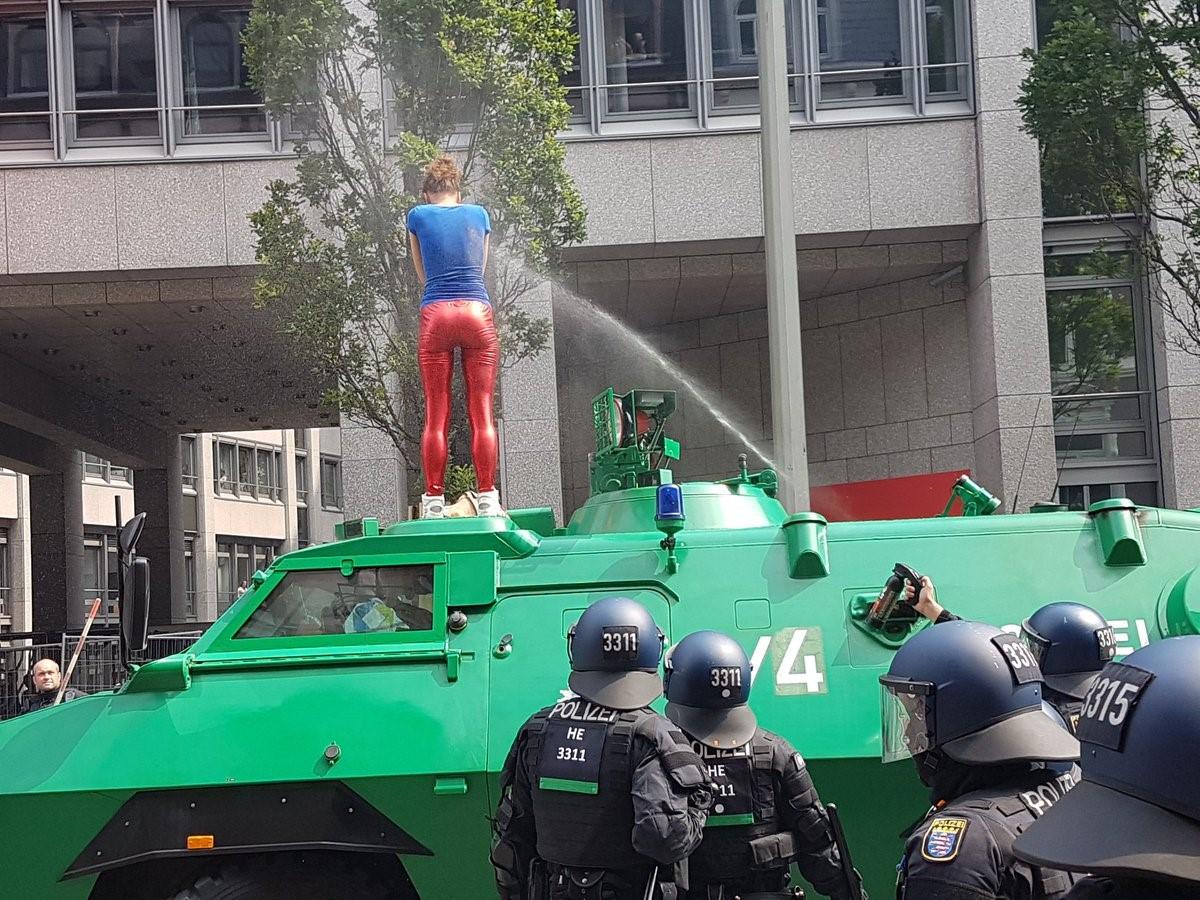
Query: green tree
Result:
<box><xmin>1019</xmin><ymin>0</ymin><xmax>1200</xmax><ymax>354</ymax></box>
<box><xmin>243</xmin><ymin>0</ymin><xmax>586</xmax><ymax>480</ymax></box>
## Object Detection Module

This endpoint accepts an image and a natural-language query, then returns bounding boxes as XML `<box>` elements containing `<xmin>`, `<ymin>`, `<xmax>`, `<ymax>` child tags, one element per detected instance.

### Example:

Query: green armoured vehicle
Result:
<box><xmin>2</xmin><ymin>388</ymin><xmax>1199</xmax><ymax>899</ymax></box>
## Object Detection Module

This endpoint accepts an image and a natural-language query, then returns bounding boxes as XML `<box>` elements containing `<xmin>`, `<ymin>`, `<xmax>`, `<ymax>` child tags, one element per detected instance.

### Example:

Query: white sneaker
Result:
<box><xmin>420</xmin><ymin>493</ymin><xmax>446</xmax><ymax>519</ymax></box>
<box><xmin>476</xmin><ymin>489</ymin><xmax>504</xmax><ymax>517</ymax></box>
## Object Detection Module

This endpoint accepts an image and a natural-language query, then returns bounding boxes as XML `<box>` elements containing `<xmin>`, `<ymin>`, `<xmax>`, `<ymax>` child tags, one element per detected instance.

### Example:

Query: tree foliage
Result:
<box><xmin>1019</xmin><ymin>0</ymin><xmax>1200</xmax><ymax>353</ymax></box>
<box><xmin>243</xmin><ymin>0</ymin><xmax>585</xmax><ymax>473</ymax></box>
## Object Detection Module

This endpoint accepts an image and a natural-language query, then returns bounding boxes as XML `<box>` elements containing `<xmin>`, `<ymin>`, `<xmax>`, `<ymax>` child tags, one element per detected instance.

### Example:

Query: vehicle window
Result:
<box><xmin>235</xmin><ymin>566</ymin><xmax>436</xmax><ymax>639</ymax></box>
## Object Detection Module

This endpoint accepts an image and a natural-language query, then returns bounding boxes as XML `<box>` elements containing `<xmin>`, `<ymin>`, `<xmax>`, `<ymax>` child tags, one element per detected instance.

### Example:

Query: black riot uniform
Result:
<box><xmin>663</xmin><ymin>630</ymin><xmax>864</xmax><ymax>900</ymax></box>
<box><xmin>1019</xmin><ymin>603</ymin><xmax>1115</xmax><ymax>734</ymax></box>
<box><xmin>492</xmin><ymin>596</ymin><xmax>711</xmax><ymax>900</ymax></box>
<box><xmin>880</xmin><ymin>620</ymin><xmax>1082</xmax><ymax>900</ymax></box>
<box><xmin>1013</xmin><ymin>636</ymin><xmax>1200</xmax><ymax>900</ymax></box>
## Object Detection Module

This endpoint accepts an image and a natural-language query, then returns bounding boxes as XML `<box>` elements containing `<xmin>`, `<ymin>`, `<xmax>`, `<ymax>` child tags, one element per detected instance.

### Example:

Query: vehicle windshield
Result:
<box><xmin>235</xmin><ymin>565</ymin><xmax>436</xmax><ymax>639</ymax></box>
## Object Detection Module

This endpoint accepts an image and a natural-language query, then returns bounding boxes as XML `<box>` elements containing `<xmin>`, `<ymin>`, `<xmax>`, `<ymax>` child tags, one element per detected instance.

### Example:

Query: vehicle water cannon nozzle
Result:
<box><xmin>940</xmin><ymin>474</ymin><xmax>1001</xmax><ymax>517</ymax></box>
<box><xmin>655</xmin><ymin>483</ymin><xmax>685</xmax><ymax>574</ymax></box>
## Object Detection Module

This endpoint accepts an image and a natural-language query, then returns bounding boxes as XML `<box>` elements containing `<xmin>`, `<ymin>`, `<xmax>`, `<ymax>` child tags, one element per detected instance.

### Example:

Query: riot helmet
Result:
<box><xmin>880</xmin><ymin>620</ymin><xmax>1078</xmax><ymax>766</ymax></box>
<box><xmin>567</xmin><ymin>596</ymin><xmax>665</xmax><ymax>710</ymax></box>
<box><xmin>1021</xmin><ymin>602</ymin><xmax>1115</xmax><ymax>700</ymax></box>
<box><xmin>1014</xmin><ymin>636</ymin><xmax>1200</xmax><ymax>885</ymax></box>
<box><xmin>664</xmin><ymin>630</ymin><xmax>757</xmax><ymax>749</ymax></box>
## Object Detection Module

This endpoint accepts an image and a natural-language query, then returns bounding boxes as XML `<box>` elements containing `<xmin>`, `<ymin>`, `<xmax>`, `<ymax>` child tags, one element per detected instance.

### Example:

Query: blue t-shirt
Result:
<box><xmin>407</xmin><ymin>203</ymin><xmax>491</xmax><ymax>306</ymax></box>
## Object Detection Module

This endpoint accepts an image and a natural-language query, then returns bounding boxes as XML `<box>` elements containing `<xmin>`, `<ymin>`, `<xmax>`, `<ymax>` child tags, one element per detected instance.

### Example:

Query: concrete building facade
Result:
<box><xmin>0</xmin><ymin>428</ymin><xmax>341</xmax><ymax>631</ymax></box>
<box><xmin>0</xmin><ymin>0</ymin><xmax>1191</xmax><ymax>627</ymax></box>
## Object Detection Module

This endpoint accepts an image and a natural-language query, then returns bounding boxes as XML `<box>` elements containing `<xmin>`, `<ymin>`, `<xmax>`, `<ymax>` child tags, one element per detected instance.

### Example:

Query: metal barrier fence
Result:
<box><xmin>0</xmin><ymin>631</ymin><xmax>202</xmax><ymax>720</ymax></box>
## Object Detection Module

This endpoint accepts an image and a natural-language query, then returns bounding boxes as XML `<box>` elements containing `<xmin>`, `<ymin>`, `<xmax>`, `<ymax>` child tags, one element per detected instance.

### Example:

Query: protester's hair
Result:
<box><xmin>422</xmin><ymin>155</ymin><xmax>462</xmax><ymax>196</ymax></box>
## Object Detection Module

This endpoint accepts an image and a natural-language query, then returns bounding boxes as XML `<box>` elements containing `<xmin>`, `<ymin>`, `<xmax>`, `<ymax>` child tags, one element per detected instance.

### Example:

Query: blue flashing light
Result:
<box><xmin>656</xmin><ymin>483</ymin><xmax>685</xmax><ymax>523</ymax></box>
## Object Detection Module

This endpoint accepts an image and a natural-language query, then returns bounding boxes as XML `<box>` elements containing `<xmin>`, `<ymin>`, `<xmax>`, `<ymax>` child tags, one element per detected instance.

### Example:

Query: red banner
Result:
<box><xmin>811</xmin><ymin>470</ymin><xmax>971</xmax><ymax>522</ymax></box>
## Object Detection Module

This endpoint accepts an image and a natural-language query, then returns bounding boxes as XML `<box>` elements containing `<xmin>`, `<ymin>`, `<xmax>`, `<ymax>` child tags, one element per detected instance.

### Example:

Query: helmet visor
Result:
<box><xmin>880</xmin><ymin>677</ymin><xmax>935</xmax><ymax>764</ymax></box>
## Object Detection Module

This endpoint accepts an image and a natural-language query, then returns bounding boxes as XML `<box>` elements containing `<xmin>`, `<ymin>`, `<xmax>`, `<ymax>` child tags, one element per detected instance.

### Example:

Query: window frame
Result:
<box><xmin>168</xmin><ymin>1</ymin><xmax>268</xmax><ymax>145</ymax></box>
<box><xmin>563</xmin><ymin>0</ymin><xmax>972</xmax><ymax>137</ymax></box>
<box><xmin>83</xmin><ymin>529</ymin><xmax>120</xmax><ymax>623</ymax></box>
<box><xmin>320</xmin><ymin>454</ymin><xmax>343</xmax><ymax>511</ymax></box>
<box><xmin>180</xmin><ymin>434</ymin><xmax>197</xmax><ymax>491</ymax></box>
<box><xmin>82</xmin><ymin>452</ymin><xmax>132</xmax><ymax>484</ymax></box>
<box><xmin>57</xmin><ymin>2</ymin><xmax>164</xmax><ymax>149</ymax></box>
<box><xmin>1044</xmin><ymin>239</ymin><xmax>1161</xmax><ymax>494</ymax></box>
<box><xmin>0</xmin><ymin>526</ymin><xmax>9</xmax><ymax>618</ymax></box>
<box><xmin>204</xmin><ymin>552</ymin><xmax>449</xmax><ymax>653</ymax></box>
<box><xmin>0</xmin><ymin>10</ymin><xmax>54</xmax><ymax>150</ymax></box>
<box><xmin>215</xmin><ymin>536</ymin><xmax>278</xmax><ymax>613</ymax></box>
<box><xmin>212</xmin><ymin>436</ymin><xmax>285</xmax><ymax>501</ymax></box>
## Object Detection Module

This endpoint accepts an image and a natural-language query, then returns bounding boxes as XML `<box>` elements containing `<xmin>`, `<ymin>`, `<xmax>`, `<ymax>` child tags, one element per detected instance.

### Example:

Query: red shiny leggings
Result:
<box><xmin>418</xmin><ymin>300</ymin><xmax>500</xmax><ymax>495</ymax></box>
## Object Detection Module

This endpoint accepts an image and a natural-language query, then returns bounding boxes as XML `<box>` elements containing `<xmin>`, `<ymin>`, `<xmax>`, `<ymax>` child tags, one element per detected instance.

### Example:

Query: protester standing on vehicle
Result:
<box><xmin>663</xmin><ymin>630</ymin><xmax>864</xmax><ymax>900</ymax></box>
<box><xmin>491</xmin><ymin>597</ymin><xmax>711</xmax><ymax>899</ymax></box>
<box><xmin>407</xmin><ymin>155</ymin><xmax>501</xmax><ymax>520</ymax></box>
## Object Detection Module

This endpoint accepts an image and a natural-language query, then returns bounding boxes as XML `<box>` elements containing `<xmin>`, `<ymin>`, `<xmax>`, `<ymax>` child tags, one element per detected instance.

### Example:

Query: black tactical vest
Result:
<box><xmin>899</xmin><ymin>771</ymin><xmax>1083</xmax><ymax>900</ymax></box>
<box><xmin>525</xmin><ymin>699</ymin><xmax>659</xmax><ymax>871</ymax></box>
<box><xmin>689</xmin><ymin>735</ymin><xmax>792</xmax><ymax>886</ymax></box>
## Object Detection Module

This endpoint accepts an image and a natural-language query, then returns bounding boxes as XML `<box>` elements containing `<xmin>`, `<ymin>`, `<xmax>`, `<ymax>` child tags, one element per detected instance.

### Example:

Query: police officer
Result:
<box><xmin>663</xmin><ymin>630</ymin><xmax>864</xmax><ymax>900</ymax></box>
<box><xmin>1013</xmin><ymin>636</ymin><xmax>1200</xmax><ymax>900</ymax></box>
<box><xmin>881</xmin><ymin>620</ymin><xmax>1082</xmax><ymax>900</ymax></box>
<box><xmin>1019</xmin><ymin>603</ymin><xmax>1115</xmax><ymax>734</ymax></box>
<box><xmin>491</xmin><ymin>597</ymin><xmax>711</xmax><ymax>899</ymax></box>
<box><xmin>906</xmin><ymin>580</ymin><xmax>1112</xmax><ymax>734</ymax></box>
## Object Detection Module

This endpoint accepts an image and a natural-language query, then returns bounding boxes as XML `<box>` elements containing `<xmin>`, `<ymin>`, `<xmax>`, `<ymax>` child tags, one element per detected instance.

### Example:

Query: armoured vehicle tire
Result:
<box><xmin>166</xmin><ymin>851</ymin><xmax>414</xmax><ymax>900</ymax></box>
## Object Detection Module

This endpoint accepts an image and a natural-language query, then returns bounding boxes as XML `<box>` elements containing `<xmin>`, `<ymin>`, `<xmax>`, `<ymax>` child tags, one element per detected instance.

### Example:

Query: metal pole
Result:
<box><xmin>757</xmin><ymin>0</ymin><xmax>809</xmax><ymax>511</ymax></box>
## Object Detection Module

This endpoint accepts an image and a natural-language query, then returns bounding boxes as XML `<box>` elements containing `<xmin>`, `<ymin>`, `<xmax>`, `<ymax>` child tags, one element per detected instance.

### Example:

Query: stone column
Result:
<box><xmin>10</xmin><ymin>473</ymin><xmax>32</xmax><ymax>631</ymax></box>
<box><xmin>498</xmin><ymin>278</ymin><xmax>564</xmax><ymax>519</ymax></box>
<box><xmin>194</xmin><ymin>434</ymin><xmax>217</xmax><ymax>623</ymax></box>
<box><xmin>341</xmin><ymin>420</ymin><xmax>407</xmax><ymax>524</ymax></box>
<box><xmin>1149</xmin><ymin>244</ymin><xmax>1200</xmax><ymax>508</ymax></box>
<box><xmin>280</xmin><ymin>429</ymin><xmax>298</xmax><ymax>552</ymax></box>
<box><xmin>965</xmin><ymin>0</ymin><xmax>1057</xmax><ymax>510</ymax></box>
<box><xmin>29</xmin><ymin>447</ymin><xmax>84</xmax><ymax>631</ymax></box>
<box><xmin>134</xmin><ymin>439</ymin><xmax>186</xmax><ymax>624</ymax></box>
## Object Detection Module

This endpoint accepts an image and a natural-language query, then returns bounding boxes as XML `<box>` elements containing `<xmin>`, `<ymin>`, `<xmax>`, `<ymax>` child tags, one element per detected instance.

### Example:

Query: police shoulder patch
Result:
<box><xmin>921</xmin><ymin>816</ymin><xmax>969</xmax><ymax>863</ymax></box>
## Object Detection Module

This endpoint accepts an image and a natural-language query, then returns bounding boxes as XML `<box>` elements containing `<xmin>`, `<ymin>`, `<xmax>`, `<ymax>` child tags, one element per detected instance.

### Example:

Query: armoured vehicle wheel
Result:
<box><xmin>165</xmin><ymin>851</ymin><xmax>415</xmax><ymax>900</ymax></box>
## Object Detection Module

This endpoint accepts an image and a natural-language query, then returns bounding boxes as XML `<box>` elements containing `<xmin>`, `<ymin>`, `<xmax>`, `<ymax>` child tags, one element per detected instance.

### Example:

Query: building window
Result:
<box><xmin>0</xmin><ymin>13</ymin><xmax>50</xmax><ymax>143</ymax></box>
<box><xmin>212</xmin><ymin>437</ymin><xmax>282</xmax><ymax>500</ymax></box>
<box><xmin>1044</xmin><ymin>246</ymin><xmax>1159</xmax><ymax>498</ymax></box>
<box><xmin>180</xmin><ymin>435</ymin><xmax>197</xmax><ymax>491</ymax></box>
<box><xmin>296</xmin><ymin>505</ymin><xmax>309</xmax><ymax>548</ymax></box>
<box><xmin>83</xmin><ymin>531</ymin><xmax>120</xmax><ymax>624</ymax></box>
<box><xmin>707</xmin><ymin>0</ymin><xmax>800</xmax><ymax>111</ymax></box>
<box><xmin>65</xmin><ymin>8</ymin><xmax>160</xmax><ymax>144</ymax></box>
<box><xmin>295</xmin><ymin>452</ymin><xmax>308</xmax><ymax>506</ymax></box>
<box><xmin>923</xmin><ymin>0</ymin><xmax>965</xmax><ymax>97</ymax></box>
<box><xmin>560</xmin><ymin>0</ymin><xmax>586</xmax><ymax>120</ymax></box>
<box><xmin>600</xmin><ymin>0</ymin><xmax>693</xmax><ymax>117</ymax></box>
<box><xmin>216</xmin><ymin>537</ymin><xmax>277</xmax><ymax>613</ymax></box>
<box><xmin>564</xmin><ymin>0</ymin><xmax>968</xmax><ymax>134</ymax></box>
<box><xmin>175</xmin><ymin>5</ymin><xmax>265</xmax><ymax>138</ymax></box>
<box><xmin>816</xmin><ymin>0</ymin><xmax>908</xmax><ymax>105</ymax></box>
<box><xmin>1059</xmin><ymin>481</ymin><xmax>1159</xmax><ymax>511</ymax></box>
<box><xmin>0</xmin><ymin>527</ymin><xmax>9</xmax><ymax>618</ymax></box>
<box><xmin>183</xmin><ymin>533</ymin><xmax>196</xmax><ymax>617</ymax></box>
<box><xmin>293</xmin><ymin>428</ymin><xmax>308</xmax><ymax>451</ymax></box>
<box><xmin>320</xmin><ymin>455</ymin><xmax>343</xmax><ymax>510</ymax></box>
<box><xmin>83</xmin><ymin>453</ymin><xmax>132</xmax><ymax>484</ymax></box>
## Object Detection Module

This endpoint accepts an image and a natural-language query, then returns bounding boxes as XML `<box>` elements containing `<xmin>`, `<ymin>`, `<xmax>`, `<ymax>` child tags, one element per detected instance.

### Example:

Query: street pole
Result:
<box><xmin>757</xmin><ymin>0</ymin><xmax>809</xmax><ymax>511</ymax></box>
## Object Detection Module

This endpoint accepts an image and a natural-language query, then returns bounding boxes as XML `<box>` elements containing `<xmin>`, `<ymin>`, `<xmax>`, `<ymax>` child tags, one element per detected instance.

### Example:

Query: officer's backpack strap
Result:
<box><xmin>751</xmin><ymin>736</ymin><xmax>777</xmax><ymax>822</ymax></box>
<box><xmin>637</xmin><ymin>716</ymin><xmax>706</xmax><ymax>791</ymax></box>
<box><xmin>523</xmin><ymin>709</ymin><xmax>553</xmax><ymax>770</ymax></box>
<box><xmin>981</xmin><ymin>793</ymin><xmax>1078</xmax><ymax>898</ymax></box>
